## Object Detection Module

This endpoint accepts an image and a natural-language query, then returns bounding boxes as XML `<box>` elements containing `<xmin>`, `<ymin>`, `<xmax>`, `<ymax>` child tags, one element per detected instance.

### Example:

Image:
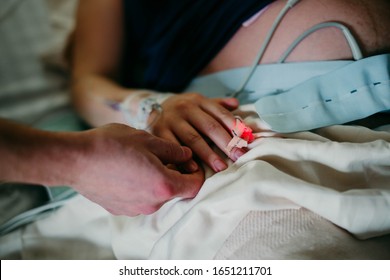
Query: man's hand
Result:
<box><xmin>73</xmin><ymin>124</ymin><xmax>205</xmax><ymax>216</ymax></box>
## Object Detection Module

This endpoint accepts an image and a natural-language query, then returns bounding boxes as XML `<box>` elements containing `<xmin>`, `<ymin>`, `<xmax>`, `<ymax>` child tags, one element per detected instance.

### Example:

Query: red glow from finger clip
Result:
<box><xmin>233</xmin><ymin>118</ymin><xmax>254</xmax><ymax>143</ymax></box>
<box><xmin>241</xmin><ymin>128</ymin><xmax>255</xmax><ymax>143</ymax></box>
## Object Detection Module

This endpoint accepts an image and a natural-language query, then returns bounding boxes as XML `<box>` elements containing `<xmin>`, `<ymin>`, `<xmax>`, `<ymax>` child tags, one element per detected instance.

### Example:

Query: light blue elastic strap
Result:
<box><xmin>254</xmin><ymin>53</ymin><xmax>390</xmax><ymax>133</ymax></box>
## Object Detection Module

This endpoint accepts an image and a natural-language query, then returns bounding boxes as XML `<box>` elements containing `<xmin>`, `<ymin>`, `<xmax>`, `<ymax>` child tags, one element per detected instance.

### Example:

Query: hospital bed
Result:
<box><xmin>1</xmin><ymin>0</ymin><xmax>390</xmax><ymax>260</ymax></box>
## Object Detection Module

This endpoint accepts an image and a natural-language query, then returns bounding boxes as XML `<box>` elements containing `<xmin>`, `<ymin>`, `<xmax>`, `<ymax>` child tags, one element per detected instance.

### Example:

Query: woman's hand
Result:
<box><xmin>150</xmin><ymin>93</ymin><xmax>247</xmax><ymax>172</ymax></box>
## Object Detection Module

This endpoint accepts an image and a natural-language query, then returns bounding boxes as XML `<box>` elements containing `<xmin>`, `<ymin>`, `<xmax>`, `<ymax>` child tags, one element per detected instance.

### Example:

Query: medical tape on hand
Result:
<box><xmin>109</xmin><ymin>90</ymin><xmax>173</xmax><ymax>130</ymax></box>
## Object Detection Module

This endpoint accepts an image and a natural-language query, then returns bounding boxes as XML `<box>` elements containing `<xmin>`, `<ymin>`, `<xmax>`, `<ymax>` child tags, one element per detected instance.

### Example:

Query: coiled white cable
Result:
<box><xmin>277</xmin><ymin>21</ymin><xmax>363</xmax><ymax>63</ymax></box>
<box><xmin>233</xmin><ymin>0</ymin><xmax>364</xmax><ymax>99</ymax></box>
<box><xmin>233</xmin><ymin>0</ymin><xmax>301</xmax><ymax>97</ymax></box>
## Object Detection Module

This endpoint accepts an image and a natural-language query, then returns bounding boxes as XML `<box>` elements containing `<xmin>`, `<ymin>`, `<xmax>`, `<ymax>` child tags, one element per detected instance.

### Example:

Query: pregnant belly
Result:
<box><xmin>201</xmin><ymin>0</ymin><xmax>390</xmax><ymax>75</ymax></box>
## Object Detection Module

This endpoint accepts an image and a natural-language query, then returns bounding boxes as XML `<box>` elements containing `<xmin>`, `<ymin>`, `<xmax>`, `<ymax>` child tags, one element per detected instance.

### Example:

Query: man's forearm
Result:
<box><xmin>0</xmin><ymin>118</ymin><xmax>84</xmax><ymax>187</ymax></box>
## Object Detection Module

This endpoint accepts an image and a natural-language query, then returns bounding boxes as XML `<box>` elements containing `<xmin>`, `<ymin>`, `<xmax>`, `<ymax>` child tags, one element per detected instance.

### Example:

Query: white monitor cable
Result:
<box><xmin>277</xmin><ymin>21</ymin><xmax>363</xmax><ymax>63</ymax></box>
<box><xmin>233</xmin><ymin>0</ymin><xmax>301</xmax><ymax>97</ymax></box>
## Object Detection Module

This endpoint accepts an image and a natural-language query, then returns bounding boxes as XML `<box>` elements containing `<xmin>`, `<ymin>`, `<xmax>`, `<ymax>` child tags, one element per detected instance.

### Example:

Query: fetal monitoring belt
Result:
<box><xmin>186</xmin><ymin>52</ymin><xmax>390</xmax><ymax>133</ymax></box>
<box><xmin>254</xmin><ymin>54</ymin><xmax>390</xmax><ymax>133</ymax></box>
<box><xmin>187</xmin><ymin>2</ymin><xmax>390</xmax><ymax>133</ymax></box>
<box><xmin>231</xmin><ymin>1</ymin><xmax>390</xmax><ymax>133</ymax></box>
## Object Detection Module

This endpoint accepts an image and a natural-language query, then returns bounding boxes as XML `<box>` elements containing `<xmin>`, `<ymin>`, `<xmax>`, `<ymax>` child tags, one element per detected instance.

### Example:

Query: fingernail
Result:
<box><xmin>213</xmin><ymin>159</ymin><xmax>227</xmax><ymax>172</ymax></box>
<box><xmin>233</xmin><ymin>149</ymin><xmax>246</xmax><ymax>161</ymax></box>
<box><xmin>188</xmin><ymin>160</ymin><xmax>199</xmax><ymax>172</ymax></box>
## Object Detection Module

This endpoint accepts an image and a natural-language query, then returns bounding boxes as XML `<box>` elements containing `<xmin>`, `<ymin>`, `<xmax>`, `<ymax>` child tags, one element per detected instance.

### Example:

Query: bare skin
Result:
<box><xmin>0</xmin><ymin>119</ymin><xmax>204</xmax><ymax>216</ymax></box>
<box><xmin>202</xmin><ymin>0</ymin><xmax>390</xmax><ymax>73</ymax></box>
<box><xmin>71</xmin><ymin>0</ymin><xmax>390</xmax><ymax>172</ymax></box>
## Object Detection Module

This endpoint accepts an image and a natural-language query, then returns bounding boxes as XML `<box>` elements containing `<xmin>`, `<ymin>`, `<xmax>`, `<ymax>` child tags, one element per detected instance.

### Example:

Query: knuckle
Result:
<box><xmin>169</xmin><ymin>93</ymin><xmax>206</xmax><ymax>114</ymax></box>
<box><xmin>174</xmin><ymin>97</ymin><xmax>197</xmax><ymax>111</ymax></box>
<box><xmin>187</xmin><ymin>187</ymin><xmax>200</xmax><ymax>199</ymax></box>
<box><xmin>186</xmin><ymin>92</ymin><xmax>203</xmax><ymax>101</ymax></box>
<box><xmin>182</xmin><ymin>178</ymin><xmax>203</xmax><ymax>199</ymax></box>
<box><xmin>184</xmin><ymin>130</ymin><xmax>203</xmax><ymax>146</ymax></box>
<box><xmin>219</xmin><ymin>107</ymin><xmax>232</xmax><ymax>118</ymax></box>
<box><xmin>154</xmin><ymin>178</ymin><xmax>176</xmax><ymax>201</ymax></box>
<box><xmin>140</xmin><ymin>205</ymin><xmax>161</xmax><ymax>215</ymax></box>
<box><xmin>204</xmin><ymin>119</ymin><xmax>221</xmax><ymax>133</ymax></box>
<box><xmin>181</xmin><ymin>93</ymin><xmax>205</xmax><ymax>107</ymax></box>
<box><xmin>170</xmin><ymin>100</ymin><xmax>191</xmax><ymax>113</ymax></box>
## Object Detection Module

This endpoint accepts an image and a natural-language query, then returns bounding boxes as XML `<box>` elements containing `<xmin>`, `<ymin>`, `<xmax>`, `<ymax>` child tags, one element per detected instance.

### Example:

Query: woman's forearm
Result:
<box><xmin>71</xmin><ymin>74</ymin><xmax>131</xmax><ymax>127</ymax></box>
<box><xmin>70</xmin><ymin>0</ymin><xmax>130</xmax><ymax>127</ymax></box>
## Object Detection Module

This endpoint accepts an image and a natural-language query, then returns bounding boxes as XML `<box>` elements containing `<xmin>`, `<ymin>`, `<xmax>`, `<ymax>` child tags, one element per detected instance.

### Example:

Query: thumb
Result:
<box><xmin>167</xmin><ymin>169</ymin><xmax>205</xmax><ymax>199</ymax></box>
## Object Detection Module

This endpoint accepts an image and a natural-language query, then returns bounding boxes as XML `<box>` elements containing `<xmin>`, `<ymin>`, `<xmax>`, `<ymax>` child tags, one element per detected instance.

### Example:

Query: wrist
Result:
<box><xmin>110</xmin><ymin>90</ymin><xmax>174</xmax><ymax>130</ymax></box>
<box><xmin>35</xmin><ymin>131</ymin><xmax>88</xmax><ymax>187</ymax></box>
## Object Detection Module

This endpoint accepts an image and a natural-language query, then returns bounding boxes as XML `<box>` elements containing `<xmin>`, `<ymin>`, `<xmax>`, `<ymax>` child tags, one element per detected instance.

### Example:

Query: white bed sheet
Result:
<box><xmin>2</xmin><ymin>0</ymin><xmax>389</xmax><ymax>261</ymax></box>
<box><xmin>1</xmin><ymin>107</ymin><xmax>389</xmax><ymax>260</ymax></box>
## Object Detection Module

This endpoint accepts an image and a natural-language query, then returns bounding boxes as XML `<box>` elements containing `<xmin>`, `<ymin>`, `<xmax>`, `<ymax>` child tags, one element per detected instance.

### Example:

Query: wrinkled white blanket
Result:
<box><xmin>110</xmin><ymin>107</ymin><xmax>390</xmax><ymax>259</ymax></box>
<box><xmin>2</xmin><ymin>106</ymin><xmax>389</xmax><ymax>260</ymax></box>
